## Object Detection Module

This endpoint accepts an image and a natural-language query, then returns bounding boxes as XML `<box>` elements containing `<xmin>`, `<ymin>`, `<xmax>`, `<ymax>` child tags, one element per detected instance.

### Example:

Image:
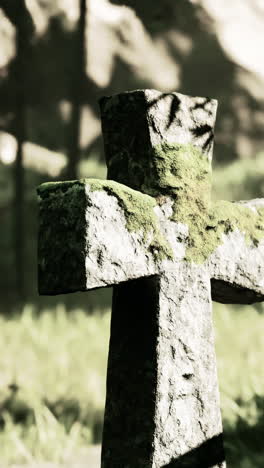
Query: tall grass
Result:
<box><xmin>0</xmin><ymin>303</ymin><xmax>263</xmax><ymax>466</ymax></box>
<box><xmin>214</xmin><ymin>302</ymin><xmax>264</xmax><ymax>467</ymax></box>
<box><xmin>0</xmin><ymin>305</ymin><xmax>110</xmax><ymax>465</ymax></box>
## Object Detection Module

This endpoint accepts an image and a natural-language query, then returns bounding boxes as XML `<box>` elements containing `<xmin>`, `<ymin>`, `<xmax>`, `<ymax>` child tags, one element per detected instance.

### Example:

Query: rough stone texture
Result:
<box><xmin>99</xmin><ymin>90</ymin><xmax>217</xmax><ymax>196</ymax></box>
<box><xmin>209</xmin><ymin>229</ymin><xmax>264</xmax><ymax>304</ymax></box>
<box><xmin>37</xmin><ymin>90</ymin><xmax>264</xmax><ymax>468</ymax></box>
<box><xmin>101</xmin><ymin>266</ymin><xmax>224</xmax><ymax>468</ymax></box>
<box><xmin>37</xmin><ymin>181</ymin><xmax>87</xmax><ymax>295</ymax></box>
<box><xmin>101</xmin><ymin>276</ymin><xmax>159</xmax><ymax>467</ymax></box>
<box><xmin>85</xmin><ymin>187</ymin><xmax>156</xmax><ymax>288</ymax></box>
<box><xmin>37</xmin><ymin>179</ymin><xmax>176</xmax><ymax>294</ymax></box>
<box><xmin>208</xmin><ymin>199</ymin><xmax>264</xmax><ymax>303</ymax></box>
<box><xmin>153</xmin><ymin>264</ymin><xmax>225</xmax><ymax>468</ymax></box>
<box><xmin>100</xmin><ymin>90</ymin><xmax>225</xmax><ymax>468</ymax></box>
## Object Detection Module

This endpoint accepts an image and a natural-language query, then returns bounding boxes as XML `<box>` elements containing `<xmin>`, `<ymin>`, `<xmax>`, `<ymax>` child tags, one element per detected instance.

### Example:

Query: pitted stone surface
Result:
<box><xmin>209</xmin><ymin>230</ymin><xmax>264</xmax><ymax>303</ymax></box>
<box><xmin>84</xmin><ymin>188</ymin><xmax>156</xmax><ymax>289</ymax></box>
<box><xmin>152</xmin><ymin>264</ymin><xmax>223</xmax><ymax>467</ymax></box>
<box><xmin>38</xmin><ymin>89</ymin><xmax>264</xmax><ymax>468</ymax></box>
<box><xmin>144</xmin><ymin>89</ymin><xmax>217</xmax><ymax>160</ymax></box>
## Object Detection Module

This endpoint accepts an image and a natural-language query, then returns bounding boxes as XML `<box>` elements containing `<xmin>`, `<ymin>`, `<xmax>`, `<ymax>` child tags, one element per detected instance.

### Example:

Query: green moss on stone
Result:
<box><xmin>86</xmin><ymin>178</ymin><xmax>174</xmax><ymax>262</ymax></box>
<box><xmin>170</xmin><ymin>184</ymin><xmax>264</xmax><ymax>264</ymax></box>
<box><xmin>37</xmin><ymin>181</ymin><xmax>85</xmax><ymax>230</ymax></box>
<box><xmin>144</xmin><ymin>143</ymin><xmax>212</xmax><ymax>204</ymax></box>
<box><xmin>207</xmin><ymin>201</ymin><xmax>264</xmax><ymax>258</ymax></box>
<box><xmin>175</xmin><ymin>200</ymin><xmax>264</xmax><ymax>264</ymax></box>
<box><xmin>38</xmin><ymin>138</ymin><xmax>264</xmax><ymax>267</ymax></box>
<box><xmin>37</xmin><ymin>181</ymin><xmax>87</xmax><ymax>294</ymax></box>
<box><xmin>38</xmin><ymin>178</ymin><xmax>174</xmax><ymax>262</ymax></box>
<box><xmin>146</xmin><ymin>143</ymin><xmax>264</xmax><ymax>263</ymax></box>
<box><xmin>106</xmin><ymin>140</ymin><xmax>212</xmax><ymax>200</ymax></box>
<box><xmin>37</xmin><ymin>180</ymin><xmax>83</xmax><ymax>198</ymax></box>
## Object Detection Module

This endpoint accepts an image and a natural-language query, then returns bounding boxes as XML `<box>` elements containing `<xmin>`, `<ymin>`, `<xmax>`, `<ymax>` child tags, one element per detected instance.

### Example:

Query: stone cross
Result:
<box><xmin>37</xmin><ymin>90</ymin><xmax>264</xmax><ymax>468</ymax></box>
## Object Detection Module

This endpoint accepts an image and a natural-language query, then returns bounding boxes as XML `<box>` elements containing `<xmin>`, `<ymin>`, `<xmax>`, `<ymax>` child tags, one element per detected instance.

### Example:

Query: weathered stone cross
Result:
<box><xmin>38</xmin><ymin>90</ymin><xmax>264</xmax><ymax>468</ymax></box>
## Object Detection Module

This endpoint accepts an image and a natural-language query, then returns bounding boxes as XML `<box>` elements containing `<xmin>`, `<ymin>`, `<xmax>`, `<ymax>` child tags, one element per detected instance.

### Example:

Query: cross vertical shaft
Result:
<box><xmin>102</xmin><ymin>266</ymin><xmax>225</xmax><ymax>467</ymax></box>
<box><xmin>153</xmin><ymin>266</ymin><xmax>224</xmax><ymax>467</ymax></box>
<box><xmin>102</xmin><ymin>277</ymin><xmax>159</xmax><ymax>466</ymax></box>
<box><xmin>100</xmin><ymin>90</ymin><xmax>225</xmax><ymax>467</ymax></box>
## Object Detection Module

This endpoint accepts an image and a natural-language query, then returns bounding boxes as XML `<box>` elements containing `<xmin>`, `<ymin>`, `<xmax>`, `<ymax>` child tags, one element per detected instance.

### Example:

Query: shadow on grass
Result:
<box><xmin>0</xmin><ymin>386</ymin><xmax>103</xmax><ymax>444</ymax></box>
<box><xmin>1</xmin><ymin>385</ymin><xmax>264</xmax><ymax>466</ymax></box>
<box><xmin>45</xmin><ymin>398</ymin><xmax>104</xmax><ymax>444</ymax></box>
<box><xmin>223</xmin><ymin>394</ymin><xmax>264</xmax><ymax>468</ymax></box>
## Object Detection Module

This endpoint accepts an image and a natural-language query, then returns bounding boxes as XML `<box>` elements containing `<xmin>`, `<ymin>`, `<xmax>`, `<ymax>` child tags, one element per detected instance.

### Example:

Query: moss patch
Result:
<box><xmin>37</xmin><ymin>180</ymin><xmax>83</xmax><ymax>198</ymax></box>
<box><xmin>86</xmin><ymin>179</ymin><xmax>174</xmax><ymax>262</ymax></box>
<box><xmin>147</xmin><ymin>143</ymin><xmax>264</xmax><ymax>263</ymax></box>
<box><xmin>171</xmin><ymin>194</ymin><xmax>264</xmax><ymax>264</ymax></box>
<box><xmin>106</xmin><ymin>139</ymin><xmax>212</xmax><ymax>199</ymax></box>
<box><xmin>207</xmin><ymin>201</ymin><xmax>264</xmax><ymax>259</ymax></box>
<box><xmin>37</xmin><ymin>181</ymin><xmax>87</xmax><ymax>294</ymax></box>
<box><xmin>38</xmin><ymin>179</ymin><xmax>174</xmax><ymax>263</ymax></box>
<box><xmin>143</xmin><ymin>143</ymin><xmax>212</xmax><ymax>205</ymax></box>
<box><xmin>38</xmin><ymin>139</ymin><xmax>264</xmax><ymax>267</ymax></box>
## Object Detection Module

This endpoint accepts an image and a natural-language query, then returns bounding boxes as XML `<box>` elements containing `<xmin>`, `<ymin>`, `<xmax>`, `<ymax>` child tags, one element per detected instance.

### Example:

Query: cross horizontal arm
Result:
<box><xmin>208</xmin><ymin>199</ymin><xmax>264</xmax><ymax>304</ymax></box>
<box><xmin>37</xmin><ymin>179</ymin><xmax>176</xmax><ymax>295</ymax></box>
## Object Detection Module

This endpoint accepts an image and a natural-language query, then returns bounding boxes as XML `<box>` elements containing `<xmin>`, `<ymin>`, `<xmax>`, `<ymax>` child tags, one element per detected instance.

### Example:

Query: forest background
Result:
<box><xmin>0</xmin><ymin>0</ymin><xmax>264</xmax><ymax>466</ymax></box>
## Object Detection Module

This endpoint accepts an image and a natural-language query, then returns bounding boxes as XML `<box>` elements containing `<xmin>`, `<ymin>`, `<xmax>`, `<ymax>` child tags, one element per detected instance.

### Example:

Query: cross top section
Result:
<box><xmin>38</xmin><ymin>90</ymin><xmax>264</xmax><ymax>303</ymax></box>
<box><xmin>100</xmin><ymin>90</ymin><xmax>217</xmax><ymax>204</ymax></box>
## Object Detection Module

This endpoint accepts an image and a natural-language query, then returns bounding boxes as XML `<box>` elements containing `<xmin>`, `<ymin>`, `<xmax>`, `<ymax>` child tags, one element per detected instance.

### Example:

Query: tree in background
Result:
<box><xmin>1</xmin><ymin>0</ymin><xmax>34</xmax><ymax>302</ymax></box>
<box><xmin>66</xmin><ymin>0</ymin><xmax>87</xmax><ymax>180</ymax></box>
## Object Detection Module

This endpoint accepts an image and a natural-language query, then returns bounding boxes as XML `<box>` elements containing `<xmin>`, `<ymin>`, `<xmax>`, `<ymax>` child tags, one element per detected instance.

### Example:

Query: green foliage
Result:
<box><xmin>214</xmin><ymin>302</ymin><xmax>264</xmax><ymax>467</ymax></box>
<box><xmin>212</xmin><ymin>152</ymin><xmax>264</xmax><ymax>201</ymax></box>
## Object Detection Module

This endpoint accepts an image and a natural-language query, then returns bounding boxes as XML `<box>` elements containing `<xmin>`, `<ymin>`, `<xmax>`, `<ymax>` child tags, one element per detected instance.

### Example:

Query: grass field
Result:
<box><xmin>0</xmin><ymin>305</ymin><xmax>109</xmax><ymax>466</ymax></box>
<box><xmin>0</xmin><ymin>302</ymin><xmax>263</xmax><ymax>467</ymax></box>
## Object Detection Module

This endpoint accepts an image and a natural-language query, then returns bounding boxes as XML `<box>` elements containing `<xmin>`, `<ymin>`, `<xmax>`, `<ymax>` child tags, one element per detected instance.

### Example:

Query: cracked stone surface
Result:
<box><xmin>152</xmin><ymin>264</ymin><xmax>222</xmax><ymax>467</ymax></box>
<box><xmin>84</xmin><ymin>187</ymin><xmax>156</xmax><ymax>288</ymax></box>
<box><xmin>38</xmin><ymin>89</ymin><xmax>264</xmax><ymax>468</ymax></box>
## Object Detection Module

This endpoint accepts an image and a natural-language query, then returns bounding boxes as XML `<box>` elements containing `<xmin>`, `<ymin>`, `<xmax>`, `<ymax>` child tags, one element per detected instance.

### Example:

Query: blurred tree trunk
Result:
<box><xmin>12</xmin><ymin>1</ymin><xmax>33</xmax><ymax>303</ymax></box>
<box><xmin>66</xmin><ymin>0</ymin><xmax>87</xmax><ymax>180</ymax></box>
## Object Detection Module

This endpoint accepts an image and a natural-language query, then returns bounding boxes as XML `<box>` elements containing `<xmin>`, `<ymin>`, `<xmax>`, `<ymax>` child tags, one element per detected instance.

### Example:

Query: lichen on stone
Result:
<box><xmin>143</xmin><ymin>142</ymin><xmax>212</xmax><ymax>205</ymax></box>
<box><xmin>37</xmin><ymin>141</ymin><xmax>264</xmax><ymax>268</ymax></box>
<box><xmin>176</xmin><ymin>200</ymin><xmax>264</xmax><ymax>264</ymax></box>
<box><xmin>85</xmin><ymin>178</ymin><xmax>174</xmax><ymax>262</ymax></box>
<box><xmin>157</xmin><ymin>143</ymin><xmax>264</xmax><ymax>263</ymax></box>
<box><xmin>37</xmin><ymin>180</ymin><xmax>83</xmax><ymax>198</ymax></box>
<box><xmin>207</xmin><ymin>200</ymin><xmax>264</xmax><ymax>253</ymax></box>
<box><xmin>146</xmin><ymin>143</ymin><xmax>264</xmax><ymax>264</ymax></box>
<box><xmin>144</xmin><ymin>142</ymin><xmax>212</xmax><ymax>263</ymax></box>
<box><xmin>37</xmin><ymin>180</ymin><xmax>87</xmax><ymax>294</ymax></box>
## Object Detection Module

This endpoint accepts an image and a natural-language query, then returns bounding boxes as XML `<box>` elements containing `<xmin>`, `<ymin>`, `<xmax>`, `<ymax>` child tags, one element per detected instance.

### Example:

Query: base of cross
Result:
<box><xmin>101</xmin><ymin>266</ymin><xmax>226</xmax><ymax>468</ymax></box>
